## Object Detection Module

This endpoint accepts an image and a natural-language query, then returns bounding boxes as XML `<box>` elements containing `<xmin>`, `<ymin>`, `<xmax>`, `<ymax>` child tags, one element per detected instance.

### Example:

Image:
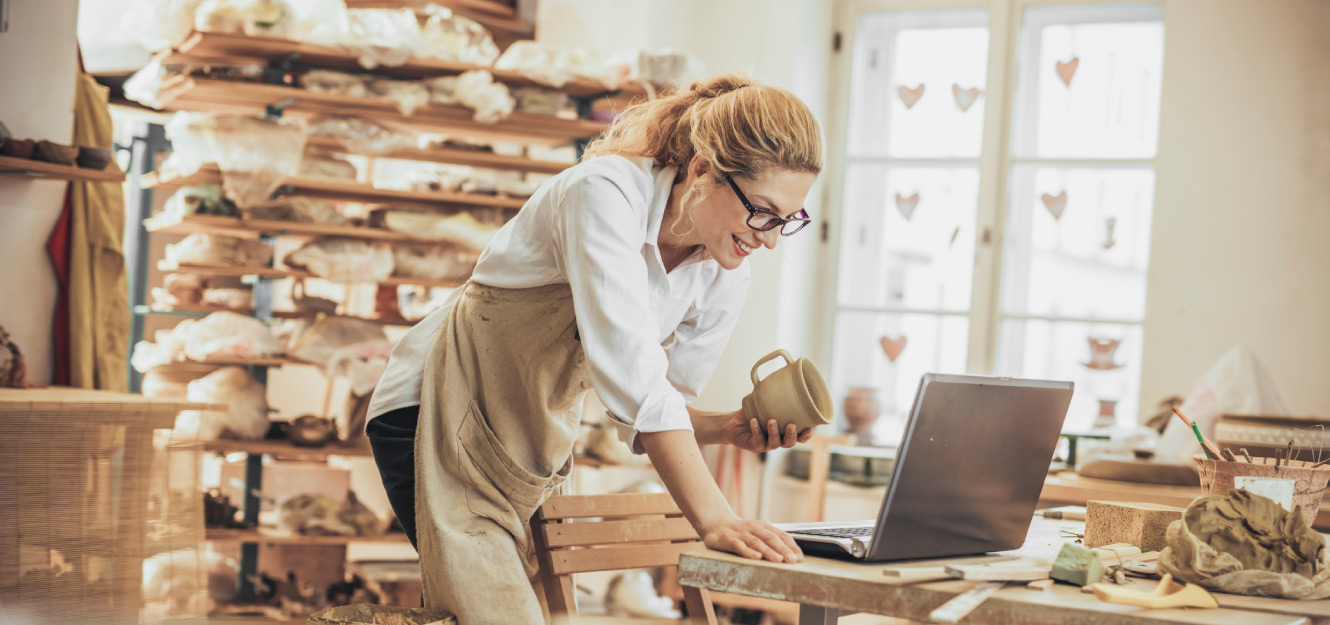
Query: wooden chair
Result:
<box><xmin>532</xmin><ymin>492</ymin><xmax>717</xmax><ymax>625</ymax></box>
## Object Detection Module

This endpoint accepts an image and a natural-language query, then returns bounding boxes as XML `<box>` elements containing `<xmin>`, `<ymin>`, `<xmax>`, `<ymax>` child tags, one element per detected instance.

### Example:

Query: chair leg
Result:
<box><xmin>682</xmin><ymin>585</ymin><xmax>717</xmax><ymax>625</ymax></box>
<box><xmin>542</xmin><ymin>573</ymin><xmax>578</xmax><ymax>618</ymax></box>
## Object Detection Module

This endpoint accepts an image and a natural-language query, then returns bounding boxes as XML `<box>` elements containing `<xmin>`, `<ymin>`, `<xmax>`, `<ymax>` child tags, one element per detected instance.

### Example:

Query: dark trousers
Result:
<box><xmin>366</xmin><ymin>405</ymin><xmax>421</xmax><ymax>552</ymax></box>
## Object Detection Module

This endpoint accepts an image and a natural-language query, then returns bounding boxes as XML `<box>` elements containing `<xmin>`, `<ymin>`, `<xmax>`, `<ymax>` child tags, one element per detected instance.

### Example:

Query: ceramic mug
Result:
<box><xmin>741</xmin><ymin>349</ymin><xmax>834</xmax><ymax>431</ymax></box>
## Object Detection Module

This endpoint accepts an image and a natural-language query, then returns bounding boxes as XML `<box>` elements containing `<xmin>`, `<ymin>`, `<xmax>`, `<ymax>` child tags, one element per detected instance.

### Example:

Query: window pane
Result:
<box><xmin>837</xmin><ymin>164</ymin><xmax>979</xmax><ymax>311</ymax></box>
<box><xmin>997</xmin><ymin>319</ymin><xmax>1143</xmax><ymax>432</ymax></box>
<box><xmin>1011</xmin><ymin>6</ymin><xmax>1164</xmax><ymax>159</ymax></box>
<box><xmin>830</xmin><ymin>311</ymin><xmax>969</xmax><ymax>446</ymax></box>
<box><xmin>1000</xmin><ymin>166</ymin><xmax>1155</xmax><ymax>320</ymax></box>
<box><xmin>848</xmin><ymin>10</ymin><xmax>989</xmax><ymax>158</ymax></box>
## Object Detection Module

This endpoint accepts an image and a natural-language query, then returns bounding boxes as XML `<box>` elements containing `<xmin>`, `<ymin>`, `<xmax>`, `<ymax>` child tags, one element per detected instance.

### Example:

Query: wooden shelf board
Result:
<box><xmin>138</xmin><ymin>303</ymin><xmax>415</xmax><ymax>326</ymax></box>
<box><xmin>197</xmin><ymin>437</ymin><xmax>375</xmax><ymax>459</ymax></box>
<box><xmin>157</xmin><ymin>260</ymin><xmax>467</xmax><ymax>290</ymax></box>
<box><xmin>206</xmin><ymin>527</ymin><xmax>411</xmax><ymax>545</ymax></box>
<box><xmin>145</xmin><ymin>166</ymin><xmax>528</xmax><ymax>210</ymax></box>
<box><xmin>305</xmin><ymin>136</ymin><xmax>572</xmax><ymax>175</ymax></box>
<box><xmin>172</xmin><ymin>31</ymin><xmax>638</xmax><ymax>99</ymax></box>
<box><xmin>0</xmin><ymin>155</ymin><xmax>125</xmax><ymax>183</ymax></box>
<box><xmin>146</xmin><ymin>212</ymin><xmax>418</xmax><ymax>242</ymax></box>
<box><xmin>155</xmin><ymin>77</ymin><xmax>608</xmax><ymax>146</ymax></box>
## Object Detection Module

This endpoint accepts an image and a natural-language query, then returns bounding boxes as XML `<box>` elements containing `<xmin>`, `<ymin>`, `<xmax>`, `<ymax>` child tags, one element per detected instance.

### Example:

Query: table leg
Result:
<box><xmin>799</xmin><ymin>604</ymin><xmax>840</xmax><ymax>625</ymax></box>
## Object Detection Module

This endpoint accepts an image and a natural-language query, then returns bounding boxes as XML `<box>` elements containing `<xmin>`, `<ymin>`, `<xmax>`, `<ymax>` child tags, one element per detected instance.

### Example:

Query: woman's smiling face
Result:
<box><xmin>675</xmin><ymin>158</ymin><xmax>818</xmax><ymax>271</ymax></box>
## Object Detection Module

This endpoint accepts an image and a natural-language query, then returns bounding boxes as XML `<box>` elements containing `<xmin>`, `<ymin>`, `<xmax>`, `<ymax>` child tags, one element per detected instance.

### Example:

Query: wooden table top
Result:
<box><xmin>678</xmin><ymin>518</ymin><xmax>1330</xmax><ymax>625</ymax></box>
<box><xmin>0</xmin><ymin>387</ymin><xmax>220</xmax><ymax>427</ymax></box>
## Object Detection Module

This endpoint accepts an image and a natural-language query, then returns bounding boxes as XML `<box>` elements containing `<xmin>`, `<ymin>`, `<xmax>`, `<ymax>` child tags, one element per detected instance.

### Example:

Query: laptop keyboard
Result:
<box><xmin>791</xmin><ymin>526</ymin><xmax>874</xmax><ymax>539</ymax></box>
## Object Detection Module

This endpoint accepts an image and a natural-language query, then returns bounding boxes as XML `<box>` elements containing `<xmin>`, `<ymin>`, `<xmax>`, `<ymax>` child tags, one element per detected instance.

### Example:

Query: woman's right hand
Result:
<box><xmin>701</xmin><ymin>517</ymin><xmax>803</xmax><ymax>563</ymax></box>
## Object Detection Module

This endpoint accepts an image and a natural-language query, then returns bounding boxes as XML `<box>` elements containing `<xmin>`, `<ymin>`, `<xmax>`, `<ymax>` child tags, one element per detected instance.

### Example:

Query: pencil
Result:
<box><xmin>1174</xmin><ymin>407</ymin><xmax>1223</xmax><ymax>460</ymax></box>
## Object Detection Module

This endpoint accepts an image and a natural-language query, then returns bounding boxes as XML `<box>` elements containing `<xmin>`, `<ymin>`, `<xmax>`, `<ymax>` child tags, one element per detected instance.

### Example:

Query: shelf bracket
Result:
<box><xmin>264</xmin><ymin>96</ymin><xmax>298</xmax><ymax>120</ymax></box>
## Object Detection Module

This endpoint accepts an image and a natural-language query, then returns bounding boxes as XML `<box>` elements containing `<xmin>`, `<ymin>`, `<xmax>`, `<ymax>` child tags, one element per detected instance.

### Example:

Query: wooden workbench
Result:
<box><xmin>0</xmin><ymin>387</ymin><xmax>219</xmax><ymax>624</ymax></box>
<box><xmin>678</xmin><ymin>518</ymin><xmax>1330</xmax><ymax>625</ymax></box>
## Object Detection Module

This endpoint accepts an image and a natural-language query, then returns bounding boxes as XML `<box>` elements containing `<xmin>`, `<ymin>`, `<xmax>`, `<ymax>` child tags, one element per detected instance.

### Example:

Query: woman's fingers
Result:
<box><xmin>797</xmin><ymin>428</ymin><xmax>814</xmax><ymax>443</ymax></box>
<box><xmin>754</xmin><ymin>524</ymin><xmax>802</xmax><ymax>562</ymax></box>
<box><xmin>765</xmin><ymin>419</ymin><xmax>780</xmax><ymax>450</ymax></box>
<box><xmin>742</xmin><ymin>532</ymin><xmax>786</xmax><ymax>562</ymax></box>
<box><xmin>781</xmin><ymin>423</ymin><xmax>799</xmax><ymax>447</ymax></box>
<box><xmin>747</xmin><ymin>418</ymin><xmax>763</xmax><ymax>447</ymax></box>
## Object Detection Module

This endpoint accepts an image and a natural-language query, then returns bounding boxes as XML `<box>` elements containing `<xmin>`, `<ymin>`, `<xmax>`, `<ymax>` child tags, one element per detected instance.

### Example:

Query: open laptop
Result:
<box><xmin>777</xmin><ymin>373</ymin><xmax>1073</xmax><ymax>562</ymax></box>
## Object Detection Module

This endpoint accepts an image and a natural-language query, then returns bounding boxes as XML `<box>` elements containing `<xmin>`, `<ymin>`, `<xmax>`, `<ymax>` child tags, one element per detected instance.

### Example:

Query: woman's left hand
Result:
<box><xmin>724</xmin><ymin>411</ymin><xmax>813</xmax><ymax>453</ymax></box>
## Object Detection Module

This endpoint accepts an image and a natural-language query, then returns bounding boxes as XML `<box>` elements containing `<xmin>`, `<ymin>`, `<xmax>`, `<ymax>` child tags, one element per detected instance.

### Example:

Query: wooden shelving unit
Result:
<box><xmin>0</xmin><ymin>155</ymin><xmax>126</xmax><ymax>183</ymax></box>
<box><xmin>146</xmin><ymin>212</ymin><xmax>420</xmax><ymax>243</ymax></box>
<box><xmin>304</xmin><ymin>136</ymin><xmax>572</xmax><ymax>175</ymax></box>
<box><xmin>137</xmin><ymin>303</ymin><xmax>414</xmax><ymax>326</ymax></box>
<box><xmin>143</xmin><ymin>166</ymin><xmax>528</xmax><ymax>210</ymax></box>
<box><xmin>156</xmin><ymin>260</ymin><xmax>468</xmax><ymax>290</ymax></box>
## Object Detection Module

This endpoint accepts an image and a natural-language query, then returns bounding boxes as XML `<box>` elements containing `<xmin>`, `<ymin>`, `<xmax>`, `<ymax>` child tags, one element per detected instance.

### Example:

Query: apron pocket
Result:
<box><xmin>458</xmin><ymin>400</ymin><xmax>555</xmax><ymax>524</ymax></box>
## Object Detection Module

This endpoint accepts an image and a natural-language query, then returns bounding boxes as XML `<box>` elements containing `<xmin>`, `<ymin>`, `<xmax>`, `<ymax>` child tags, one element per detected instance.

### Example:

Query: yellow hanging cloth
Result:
<box><xmin>67</xmin><ymin>73</ymin><xmax>129</xmax><ymax>391</ymax></box>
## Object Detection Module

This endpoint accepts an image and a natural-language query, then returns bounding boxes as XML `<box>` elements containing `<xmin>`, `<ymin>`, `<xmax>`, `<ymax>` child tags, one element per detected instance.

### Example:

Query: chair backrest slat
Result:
<box><xmin>547</xmin><ymin>541</ymin><xmax>705</xmax><ymax>576</ymax></box>
<box><xmin>541</xmin><ymin>516</ymin><xmax>697</xmax><ymax>548</ymax></box>
<box><xmin>538</xmin><ymin>492</ymin><xmax>680</xmax><ymax>520</ymax></box>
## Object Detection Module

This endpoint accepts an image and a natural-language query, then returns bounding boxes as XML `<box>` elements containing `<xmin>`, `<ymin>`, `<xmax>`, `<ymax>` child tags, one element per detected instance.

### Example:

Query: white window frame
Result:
<box><xmin>813</xmin><ymin>0</ymin><xmax>1162</xmax><ymax>403</ymax></box>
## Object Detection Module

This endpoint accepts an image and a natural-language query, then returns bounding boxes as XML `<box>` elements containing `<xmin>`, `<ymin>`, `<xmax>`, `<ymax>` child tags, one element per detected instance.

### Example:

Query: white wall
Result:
<box><xmin>0</xmin><ymin>0</ymin><xmax>81</xmax><ymax>385</ymax></box>
<box><xmin>1141</xmin><ymin>0</ymin><xmax>1330</xmax><ymax>417</ymax></box>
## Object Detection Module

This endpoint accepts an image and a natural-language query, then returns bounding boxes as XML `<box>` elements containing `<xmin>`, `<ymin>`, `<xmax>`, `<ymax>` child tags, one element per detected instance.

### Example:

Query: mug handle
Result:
<box><xmin>751</xmin><ymin>349</ymin><xmax>795</xmax><ymax>386</ymax></box>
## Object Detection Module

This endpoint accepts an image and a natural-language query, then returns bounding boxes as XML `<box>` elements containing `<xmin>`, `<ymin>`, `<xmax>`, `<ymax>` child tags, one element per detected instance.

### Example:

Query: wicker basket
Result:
<box><xmin>1193</xmin><ymin>454</ymin><xmax>1330</xmax><ymax>527</ymax></box>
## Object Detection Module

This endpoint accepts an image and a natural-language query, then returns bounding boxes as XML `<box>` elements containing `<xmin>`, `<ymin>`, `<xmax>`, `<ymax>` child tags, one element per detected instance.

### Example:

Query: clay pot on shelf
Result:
<box><xmin>76</xmin><ymin>146</ymin><xmax>112</xmax><ymax>170</ymax></box>
<box><xmin>1</xmin><ymin>138</ymin><xmax>36</xmax><ymax>159</ymax></box>
<box><xmin>287</xmin><ymin>415</ymin><xmax>338</xmax><ymax>447</ymax></box>
<box><xmin>34</xmin><ymin>140</ymin><xmax>78</xmax><ymax>165</ymax></box>
<box><xmin>843</xmin><ymin>387</ymin><xmax>881</xmax><ymax>439</ymax></box>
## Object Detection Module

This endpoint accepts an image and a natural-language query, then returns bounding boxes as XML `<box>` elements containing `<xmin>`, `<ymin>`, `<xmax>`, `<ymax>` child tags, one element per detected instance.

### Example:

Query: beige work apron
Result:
<box><xmin>415</xmin><ymin>282</ymin><xmax>591</xmax><ymax>624</ymax></box>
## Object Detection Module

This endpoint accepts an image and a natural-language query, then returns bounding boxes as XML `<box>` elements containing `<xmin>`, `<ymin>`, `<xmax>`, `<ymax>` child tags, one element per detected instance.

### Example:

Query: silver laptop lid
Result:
<box><xmin>866</xmin><ymin>373</ymin><xmax>1073</xmax><ymax>562</ymax></box>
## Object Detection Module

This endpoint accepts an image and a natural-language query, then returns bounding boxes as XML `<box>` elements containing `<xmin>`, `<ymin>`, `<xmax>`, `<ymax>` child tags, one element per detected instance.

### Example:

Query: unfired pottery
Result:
<box><xmin>34</xmin><ymin>140</ymin><xmax>78</xmax><ymax>165</ymax></box>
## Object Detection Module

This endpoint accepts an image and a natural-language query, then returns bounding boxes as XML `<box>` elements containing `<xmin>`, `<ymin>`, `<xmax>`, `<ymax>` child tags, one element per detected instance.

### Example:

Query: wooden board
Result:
<box><xmin>144</xmin><ymin>166</ymin><xmax>528</xmax><ymax>210</ymax></box>
<box><xmin>140</xmin><ymin>303</ymin><xmax>414</xmax><ymax>327</ymax></box>
<box><xmin>171</xmin><ymin>31</ymin><xmax>633</xmax><ymax>99</ymax></box>
<box><xmin>0</xmin><ymin>387</ymin><xmax>218</xmax><ymax>425</ymax></box>
<box><xmin>0</xmin><ymin>155</ymin><xmax>126</xmax><ymax>183</ymax></box>
<box><xmin>157</xmin><ymin>261</ymin><xmax>467</xmax><ymax>290</ymax></box>
<box><xmin>546</xmin><ymin>541</ymin><xmax>703</xmax><ymax>576</ymax></box>
<box><xmin>538</xmin><ymin>493</ymin><xmax>682</xmax><ymax>520</ymax></box>
<box><xmin>180</xmin><ymin>438</ymin><xmax>374</xmax><ymax>460</ymax></box>
<box><xmin>206</xmin><ymin>527</ymin><xmax>411</xmax><ymax>545</ymax></box>
<box><xmin>541</xmin><ymin>517</ymin><xmax>697</xmax><ymax>548</ymax></box>
<box><xmin>154</xmin><ymin>78</ymin><xmax>609</xmax><ymax>146</ymax></box>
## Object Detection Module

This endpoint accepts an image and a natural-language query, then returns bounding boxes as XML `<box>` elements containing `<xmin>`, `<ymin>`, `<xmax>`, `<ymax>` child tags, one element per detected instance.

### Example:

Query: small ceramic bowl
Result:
<box><xmin>76</xmin><ymin>146</ymin><xmax>112</xmax><ymax>170</ymax></box>
<box><xmin>1</xmin><ymin>138</ymin><xmax>36</xmax><ymax>159</ymax></box>
<box><xmin>34</xmin><ymin>140</ymin><xmax>78</xmax><ymax>165</ymax></box>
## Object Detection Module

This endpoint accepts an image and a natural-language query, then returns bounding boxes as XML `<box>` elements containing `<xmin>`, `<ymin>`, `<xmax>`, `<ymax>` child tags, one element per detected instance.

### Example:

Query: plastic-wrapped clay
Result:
<box><xmin>459</xmin><ymin>173</ymin><xmax>497</xmax><ymax>195</ymax></box>
<box><xmin>606</xmin><ymin>49</ymin><xmax>706</xmax><ymax>89</ymax></box>
<box><xmin>166</xmin><ymin>233</ymin><xmax>273</xmax><ymax>267</ymax></box>
<box><xmin>366</xmin><ymin>79</ymin><xmax>431</xmax><ymax>116</ymax></box>
<box><xmin>407</xmin><ymin>168</ymin><xmax>465</xmax><ymax>193</ymax></box>
<box><xmin>391</xmin><ymin>244</ymin><xmax>478</xmax><ymax>282</ymax></box>
<box><xmin>277</xmin><ymin>492</ymin><xmax>385</xmax><ymax>536</ymax></box>
<box><xmin>298</xmin><ymin>149</ymin><xmax>359</xmax><ymax>180</ymax></box>
<box><xmin>300</xmin><ymin>70</ymin><xmax>368</xmax><ymax>97</ymax></box>
<box><xmin>195</xmin><ymin>0</ymin><xmax>293</xmax><ymax>38</ymax></box>
<box><xmin>142</xmin><ymin>549</ymin><xmax>238</xmax><ymax>613</ymax></box>
<box><xmin>183</xmin><ymin>311</ymin><xmax>283</xmax><ymax>361</ymax></box>
<box><xmin>201</xmin><ymin>288</ymin><xmax>253</xmax><ymax>309</ymax></box>
<box><xmin>494</xmin><ymin>41</ymin><xmax>617</xmax><ymax>90</ymax></box>
<box><xmin>418</xmin><ymin>7</ymin><xmax>499</xmax><ymax>65</ymax></box>
<box><xmin>284</xmin><ymin>0</ymin><xmax>350</xmax><ymax>47</ymax></box>
<box><xmin>396</xmin><ymin>286</ymin><xmax>452</xmax><ymax>322</ymax></box>
<box><xmin>285</xmin><ymin>237</ymin><xmax>394</xmax><ymax>283</ymax></box>
<box><xmin>162</xmin><ymin>112</ymin><xmax>307</xmax><ymax>207</ymax></box>
<box><xmin>343</xmin><ymin>8</ymin><xmax>422</xmax><ymax>69</ymax></box>
<box><xmin>452</xmin><ymin>70</ymin><xmax>513</xmax><ymax>123</ymax></box>
<box><xmin>306</xmin><ymin>115</ymin><xmax>418</xmax><ymax>156</ymax></box>
<box><xmin>122</xmin><ymin>0</ymin><xmax>205</xmax><ymax>52</ymax></box>
<box><xmin>433</xmin><ymin>137</ymin><xmax>494</xmax><ymax>153</ymax></box>
<box><xmin>496</xmin><ymin>177</ymin><xmax>540</xmax><ymax>198</ymax></box>
<box><xmin>176</xmin><ymin>366</ymin><xmax>271</xmax><ymax>440</ymax></box>
<box><xmin>163</xmin><ymin>184</ymin><xmax>240</xmax><ymax>218</ymax></box>
<box><xmin>151</xmin><ymin>273</ymin><xmax>208</xmax><ymax>307</ymax></box>
<box><xmin>512</xmin><ymin>87</ymin><xmax>569</xmax><ymax>116</ymax></box>
<box><xmin>369</xmin><ymin>208</ymin><xmax>499</xmax><ymax>252</ymax></box>
<box><xmin>423</xmin><ymin>75</ymin><xmax>458</xmax><ymax>105</ymax></box>
<box><xmin>245</xmin><ymin>197</ymin><xmax>348</xmax><ymax>224</ymax></box>
<box><xmin>291</xmin><ymin>278</ymin><xmax>339</xmax><ymax>314</ymax></box>
<box><xmin>290</xmin><ymin>315</ymin><xmax>390</xmax><ymax>395</ymax></box>
<box><xmin>123</xmin><ymin>59</ymin><xmax>194</xmax><ymax>109</ymax></box>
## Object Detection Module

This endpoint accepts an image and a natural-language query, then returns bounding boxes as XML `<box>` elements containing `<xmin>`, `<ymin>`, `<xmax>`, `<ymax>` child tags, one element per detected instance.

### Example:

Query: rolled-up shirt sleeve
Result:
<box><xmin>551</xmin><ymin>171</ymin><xmax>692</xmax><ymax>453</ymax></box>
<box><xmin>665</xmin><ymin>271</ymin><xmax>750</xmax><ymax>404</ymax></box>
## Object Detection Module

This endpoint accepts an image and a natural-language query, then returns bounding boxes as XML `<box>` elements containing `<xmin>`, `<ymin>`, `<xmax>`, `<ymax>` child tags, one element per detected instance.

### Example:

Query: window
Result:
<box><xmin>825</xmin><ymin>2</ymin><xmax>1164</xmax><ymax>442</ymax></box>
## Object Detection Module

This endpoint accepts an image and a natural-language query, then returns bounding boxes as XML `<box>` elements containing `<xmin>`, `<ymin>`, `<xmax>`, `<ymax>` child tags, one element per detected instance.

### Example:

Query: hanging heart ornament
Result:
<box><xmin>879</xmin><ymin>336</ymin><xmax>908</xmax><ymax>363</ymax></box>
<box><xmin>895</xmin><ymin>192</ymin><xmax>920</xmax><ymax>221</ymax></box>
<box><xmin>898</xmin><ymin>84</ymin><xmax>925</xmax><ymax>109</ymax></box>
<box><xmin>1056</xmin><ymin>57</ymin><xmax>1079</xmax><ymax>86</ymax></box>
<box><xmin>1041</xmin><ymin>191</ymin><xmax>1067</xmax><ymax>220</ymax></box>
<box><xmin>952</xmin><ymin>84</ymin><xmax>981</xmax><ymax>112</ymax></box>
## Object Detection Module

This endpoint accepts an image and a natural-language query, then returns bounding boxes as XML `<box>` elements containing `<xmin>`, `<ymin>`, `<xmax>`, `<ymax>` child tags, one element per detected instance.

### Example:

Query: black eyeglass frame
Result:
<box><xmin>725</xmin><ymin>175</ymin><xmax>811</xmax><ymax>236</ymax></box>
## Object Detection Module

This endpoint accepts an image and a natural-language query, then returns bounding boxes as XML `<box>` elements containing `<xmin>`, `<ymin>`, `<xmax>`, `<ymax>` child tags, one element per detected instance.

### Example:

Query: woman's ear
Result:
<box><xmin>687</xmin><ymin>155</ymin><xmax>711</xmax><ymax>182</ymax></box>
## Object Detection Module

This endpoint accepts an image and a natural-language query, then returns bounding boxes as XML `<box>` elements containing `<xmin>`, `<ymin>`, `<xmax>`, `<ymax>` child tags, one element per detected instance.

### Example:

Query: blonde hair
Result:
<box><xmin>582</xmin><ymin>72</ymin><xmax>823</xmax><ymax>180</ymax></box>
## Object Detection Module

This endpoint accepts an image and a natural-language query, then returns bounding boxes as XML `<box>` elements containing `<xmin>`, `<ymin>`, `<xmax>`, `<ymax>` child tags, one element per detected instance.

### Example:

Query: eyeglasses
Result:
<box><xmin>725</xmin><ymin>175</ymin><xmax>811</xmax><ymax>236</ymax></box>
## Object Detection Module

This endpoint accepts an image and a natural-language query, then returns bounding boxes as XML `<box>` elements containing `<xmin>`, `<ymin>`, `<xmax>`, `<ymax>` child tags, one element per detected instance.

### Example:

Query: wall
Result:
<box><xmin>0</xmin><ymin>0</ymin><xmax>81</xmax><ymax>385</ymax></box>
<box><xmin>1141</xmin><ymin>0</ymin><xmax>1330</xmax><ymax>417</ymax></box>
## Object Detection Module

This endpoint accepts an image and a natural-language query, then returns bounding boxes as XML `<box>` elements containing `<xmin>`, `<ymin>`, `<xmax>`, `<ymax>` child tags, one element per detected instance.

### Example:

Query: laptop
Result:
<box><xmin>777</xmin><ymin>373</ymin><xmax>1073</xmax><ymax>562</ymax></box>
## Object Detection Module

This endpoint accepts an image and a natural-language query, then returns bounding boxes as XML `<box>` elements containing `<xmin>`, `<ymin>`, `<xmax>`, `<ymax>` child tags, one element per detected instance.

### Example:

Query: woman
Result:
<box><xmin>366</xmin><ymin>72</ymin><xmax>823</xmax><ymax>624</ymax></box>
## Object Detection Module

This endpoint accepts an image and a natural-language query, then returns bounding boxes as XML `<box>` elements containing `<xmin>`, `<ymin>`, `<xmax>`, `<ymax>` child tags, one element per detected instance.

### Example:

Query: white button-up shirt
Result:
<box><xmin>368</xmin><ymin>155</ymin><xmax>751</xmax><ymax>450</ymax></box>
